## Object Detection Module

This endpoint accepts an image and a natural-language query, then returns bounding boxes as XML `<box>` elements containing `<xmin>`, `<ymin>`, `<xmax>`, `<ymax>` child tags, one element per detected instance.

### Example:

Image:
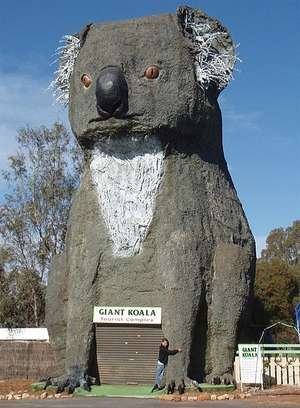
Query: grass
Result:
<box><xmin>31</xmin><ymin>382</ymin><xmax>55</xmax><ymax>392</ymax></box>
<box><xmin>31</xmin><ymin>382</ymin><xmax>235</xmax><ymax>398</ymax></box>
<box><xmin>31</xmin><ymin>382</ymin><xmax>164</xmax><ymax>398</ymax></box>
<box><xmin>75</xmin><ymin>384</ymin><xmax>164</xmax><ymax>398</ymax></box>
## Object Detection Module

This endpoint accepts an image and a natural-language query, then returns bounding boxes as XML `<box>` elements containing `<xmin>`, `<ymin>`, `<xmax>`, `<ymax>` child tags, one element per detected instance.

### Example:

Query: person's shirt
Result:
<box><xmin>158</xmin><ymin>345</ymin><xmax>178</xmax><ymax>365</ymax></box>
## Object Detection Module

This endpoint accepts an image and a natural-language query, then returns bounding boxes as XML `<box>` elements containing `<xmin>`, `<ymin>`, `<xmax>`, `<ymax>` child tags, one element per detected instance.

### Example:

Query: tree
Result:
<box><xmin>0</xmin><ymin>123</ymin><xmax>82</xmax><ymax>327</ymax></box>
<box><xmin>261</xmin><ymin>221</ymin><xmax>300</xmax><ymax>265</ymax></box>
<box><xmin>0</xmin><ymin>247</ymin><xmax>18</xmax><ymax>327</ymax></box>
<box><xmin>0</xmin><ymin>259</ymin><xmax>45</xmax><ymax>327</ymax></box>
<box><xmin>253</xmin><ymin>221</ymin><xmax>300</xmax><ymax>342</ymax></box>
<box><xmin>255</xmin><ymin>259</ymin><xmax>298</xmax><ymax>323</ymax></box>
<box><xmin>261</xmin><ymin>221</ymin><xmax>300</xmax><ymax>302</ymax></box>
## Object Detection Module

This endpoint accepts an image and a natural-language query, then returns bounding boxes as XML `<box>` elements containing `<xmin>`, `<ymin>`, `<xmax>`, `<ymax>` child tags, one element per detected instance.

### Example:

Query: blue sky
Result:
<box><xmin>0</xmin><ymin>0</ymin><xmax>299</xmax><ymax>255</ymax></box>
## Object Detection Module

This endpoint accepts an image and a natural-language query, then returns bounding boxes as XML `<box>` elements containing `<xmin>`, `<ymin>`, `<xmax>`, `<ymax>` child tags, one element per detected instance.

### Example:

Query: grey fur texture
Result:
<box><xmin>46</xmin><ymin>5</ymin><xmax>255</xmax><ymax>387</ymax></box>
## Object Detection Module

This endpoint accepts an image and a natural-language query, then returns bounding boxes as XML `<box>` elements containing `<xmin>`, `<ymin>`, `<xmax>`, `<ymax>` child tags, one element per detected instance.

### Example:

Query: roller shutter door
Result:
<box><xmin>96</xmin><ymin>324</ymin><xmax>163</xmax><ymax>384</ymax></box>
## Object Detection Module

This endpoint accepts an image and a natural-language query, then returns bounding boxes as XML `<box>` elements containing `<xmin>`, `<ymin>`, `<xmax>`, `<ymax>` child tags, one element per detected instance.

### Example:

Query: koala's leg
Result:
<box><xmin>64</xmin><ymin>273</ymin><xmax>96</xmax><ymax>373</ymax></box>
<box><xmin>162</xmin><ymin>289</ymin><xmax>203</xmax><ymax>385</ymax></box>
<box><xmin>46</xmin><ymin>274</ymin><xmax>96</xmax><ymax>393</ymax></box>
<box><xmin>61</xmin><ymin>243</ymin><xmax>100</xmax><ymax>390</ymax></box>
<box><xmin>58</xmin><ymin>171</ymin><xmax>103</xmax><ymax>390</ymax></box>
<box><xmin>205</xmin><ymin>243</ymin><xmax>254</xmax><ymax>384</ymax></box>
<box><xmin>159</xmin><ymin>232</ymin><xmax>205</xmax><ymax>384</ymax></box>
<box><xmin>45</xmin><ymin>253</ymin><xmax>68</xmax><ymax>377</ymax></box>
<box><xmin>55</xmin><ymin>279</ymin><xmax>96</xmax><ymax>392</ymax></box>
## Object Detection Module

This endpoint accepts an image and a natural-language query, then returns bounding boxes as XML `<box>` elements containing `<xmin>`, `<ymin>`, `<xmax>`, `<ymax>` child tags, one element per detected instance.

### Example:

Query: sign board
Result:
<box><xmin>295</xmin><ymin>303</ymin><xmax>300</xmax><ymax>342</ymax></box>
<box><xmin>93</xmin><ymin>306</ymin><xmax>162</xmax><ymax>325</ymax></box>
<box><xmin>238</xmin><ymin>344</ymin><xmax>263</xmax><ymax>385</ymax></box>
<box><xmin>0</xmin><ymin>328</ymin><xmax>49</xmax><ymax>341</ymax></box>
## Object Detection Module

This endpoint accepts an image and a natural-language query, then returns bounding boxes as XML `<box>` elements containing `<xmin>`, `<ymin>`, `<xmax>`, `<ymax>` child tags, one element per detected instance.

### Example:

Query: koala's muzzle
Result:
<box><xmin>95</xmin><ymin>66</ymin><xmax>128</xmax><ymax>120</ymax></box>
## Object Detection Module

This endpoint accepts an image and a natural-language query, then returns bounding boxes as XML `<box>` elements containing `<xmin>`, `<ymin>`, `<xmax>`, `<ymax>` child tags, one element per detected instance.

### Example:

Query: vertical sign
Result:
<box><xmin>296</xmin><ymin>303</ymin><xmax>300</xmax><ymax>342</ymax></box>
<box><xmin>238</xmin><ymin>344</ymin><xmax>263</xmax><ymax>387</ymax></box>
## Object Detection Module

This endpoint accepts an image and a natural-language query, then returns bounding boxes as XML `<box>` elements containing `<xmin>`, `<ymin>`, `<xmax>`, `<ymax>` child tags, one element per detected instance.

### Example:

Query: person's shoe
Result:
<box><xmin>158</xmin><ymin>385</ymin><xmax>166</xmax><ymax>391</ymax></box>
<box><xmin>151</xmin><ymin>384</ymin><xmax>158</xmax><ymax>392</ymax></box>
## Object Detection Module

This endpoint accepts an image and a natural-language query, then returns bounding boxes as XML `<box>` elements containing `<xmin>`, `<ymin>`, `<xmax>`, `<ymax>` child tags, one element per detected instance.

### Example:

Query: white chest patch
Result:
<box><xmin>90</xmin><ymin>136</ymin><xmax>164</xmax><ymax>257</ymax></box>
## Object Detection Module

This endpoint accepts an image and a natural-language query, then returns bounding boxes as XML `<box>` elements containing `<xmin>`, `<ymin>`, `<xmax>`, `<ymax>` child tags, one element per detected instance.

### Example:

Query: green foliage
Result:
<box><xmin>0</xmin><ymin>123</ymin><xmax>82</xmax><ymax>327</ymax></box>
<box><xmin>261</xmin><ymin>220</ymin><xmax>300</xmax><ymax>265</ymax></box>
<box><xmin>255</xmin><ymin>259</ymin><xmax>298</xmax><ymax>322</ymax></box>
<box><xmin>254</xmin><ymin>220</ymin><xmax>300</xmax><ymax>342</ymax></box>
<box><xmin>0</xmin><ymin>266</ymin><xmax>45</xmax><ymax>327</ymax></box>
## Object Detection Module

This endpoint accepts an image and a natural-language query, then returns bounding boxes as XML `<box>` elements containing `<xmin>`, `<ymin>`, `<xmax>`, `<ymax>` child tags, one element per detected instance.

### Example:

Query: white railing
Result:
<box><xmin>234</xmin><ymin>344</ymin><xmax>300</xmax><ymax>386</ymax></box>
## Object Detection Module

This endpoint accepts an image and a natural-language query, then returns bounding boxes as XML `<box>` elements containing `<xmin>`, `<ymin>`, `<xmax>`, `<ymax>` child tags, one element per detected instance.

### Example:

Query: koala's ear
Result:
<box><xmin>176</xmin><ymin>5</ymin><xmax>237</xmax><ymax>93</ymax></box>
<box><xmin>49</xmin><ymin>24</ymin><xmax>93</xmax><ymax>106</ymax></box>
<box><xmin>79</xmin><ymin>23</ymin><xmax>93</xmax><ymax>47</ymax></box>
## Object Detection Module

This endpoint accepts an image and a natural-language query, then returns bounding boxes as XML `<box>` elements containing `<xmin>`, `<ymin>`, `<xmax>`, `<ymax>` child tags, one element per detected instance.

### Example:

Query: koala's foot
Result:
<box><xmin>177</xmin><ymin>379</ymin><xmax>186</xmax><ymax>395</ymax></box>
<box><xmin>205</xmin><ymin>373</ymin><xmax>235</xmax><ymax>386</ymax></box>
<box><xmin>44</xmin><ymin>366</ymin><xmax>94</xmax><ymax>394</ymax></box>
<box><xmin>167</xmin><ymin>380</ymin><xmax>175</xmax><ymax>394</ymax></box>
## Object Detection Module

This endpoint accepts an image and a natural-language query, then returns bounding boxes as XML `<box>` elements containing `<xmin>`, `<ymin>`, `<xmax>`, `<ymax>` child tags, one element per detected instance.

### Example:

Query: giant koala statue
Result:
<box><xmin>46</xmin><ymin>5</ymin><xmax>256</xmax><ymax>390</ymax></box>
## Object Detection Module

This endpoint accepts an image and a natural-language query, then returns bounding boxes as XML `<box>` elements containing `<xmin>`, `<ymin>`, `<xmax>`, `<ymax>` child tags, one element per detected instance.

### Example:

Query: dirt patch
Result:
<box><xmin>0</xmin><ymin>379</ymin><xmax>59</xmax><ymax>398</ymax></box>
<box><xmin>251</xmin><ymin>395</ymin><xmax>300</xmax><ymax>406</ymax></box>
<box><xmin>0</xmin><ymin>379</ymin><xmax>34</xmax><ymax>394</ymax></box>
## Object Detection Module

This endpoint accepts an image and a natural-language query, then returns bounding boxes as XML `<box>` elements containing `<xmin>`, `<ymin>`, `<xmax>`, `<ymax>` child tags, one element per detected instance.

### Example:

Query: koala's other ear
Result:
<box><xmin>79</xmin><ymin>23</ymin><xmax>93</xmax><ymax>47</ymax></box>
<box><xmin>176</xmin><ymin>5</ymin><xmax>237</xmax><ymax>93</ymax></box>
<box><xmin>49</xmin><ymin>23</ymin><xmax>93</xmax><ymax>106</ymax></box>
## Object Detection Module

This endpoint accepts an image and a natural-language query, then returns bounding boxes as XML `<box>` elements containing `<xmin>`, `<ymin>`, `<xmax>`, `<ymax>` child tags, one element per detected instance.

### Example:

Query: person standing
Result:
<box><xmin>151</xmin><ymin>338</ymin><xmax>182</xmax><ymax>391</ymax></box>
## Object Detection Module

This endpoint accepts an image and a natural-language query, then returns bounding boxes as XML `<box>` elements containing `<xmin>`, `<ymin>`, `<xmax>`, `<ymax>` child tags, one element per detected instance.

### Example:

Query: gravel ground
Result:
<box><xmin>0</xmin><ymin>380</ymin><xmax>300</xmax><ymax>407</ymax></box>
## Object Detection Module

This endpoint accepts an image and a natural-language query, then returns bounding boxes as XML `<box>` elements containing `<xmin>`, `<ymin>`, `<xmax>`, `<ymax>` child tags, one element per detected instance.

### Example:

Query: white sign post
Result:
<box><xmin>93</xmin><ymin>306</ymin><xmax>162</xmax><ymax>325</ymax></box>
<box><xmin>238</xmin><ymin>344</ymin><xmax>263</xmax><ymax>390</ymax></box>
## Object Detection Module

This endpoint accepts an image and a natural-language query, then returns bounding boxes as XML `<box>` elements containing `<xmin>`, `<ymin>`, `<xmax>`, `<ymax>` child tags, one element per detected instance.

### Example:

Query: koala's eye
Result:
<box><xmin>81</xmin><ymin>74</ymin><xmax>92</xmax><ymax>88</ymax></box>
<box><xmin>144</xmin><ymin>65</ymin><xmax>159</xmax><ymax>79</ymax></box>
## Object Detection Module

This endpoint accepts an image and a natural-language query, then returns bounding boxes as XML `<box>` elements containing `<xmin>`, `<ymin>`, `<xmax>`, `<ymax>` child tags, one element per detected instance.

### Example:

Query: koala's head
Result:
<box><xmin>51</xmin><ymin>6</ymin><xmax>236</xmax><ymax>147</ymax></box>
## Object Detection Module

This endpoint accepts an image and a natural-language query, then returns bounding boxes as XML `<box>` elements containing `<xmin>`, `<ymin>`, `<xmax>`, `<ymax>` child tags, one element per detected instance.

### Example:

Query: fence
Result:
<box><xmin>0</xmin><ymin>340</ymin><xmax>58</xmax><ymax>380</ymax></box>
<box><xmin>234</xmin><ymin>344</ymin><xmax>300</xmax><ymax>386</ymax></box>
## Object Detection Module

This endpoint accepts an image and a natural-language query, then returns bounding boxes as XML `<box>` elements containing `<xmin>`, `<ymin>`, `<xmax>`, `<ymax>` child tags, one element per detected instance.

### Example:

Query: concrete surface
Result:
<box><xmin>1</xmin><ymin>395</ymin><xmax>300</xmax><ymax>408</ymax></box>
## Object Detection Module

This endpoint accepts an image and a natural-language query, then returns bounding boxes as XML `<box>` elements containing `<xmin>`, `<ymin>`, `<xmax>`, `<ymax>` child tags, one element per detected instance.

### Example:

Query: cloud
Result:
<box><xmin>0</xmin><ymin>69</ymin><xmax>70</xmax><ymax>201</ymax></box>
<box><xmin>255</xmin><ymin>235</ymin><xmax>266</xmax><ymax>257</ymax></box>
<box><xmin>219</xmin><ymin>95</ymin><xmax>262</xmax><ymax>133</ymax></box>
<box><xmin>0</xmin><ymin>124</ymin><xmax>18</xmax><ymax>161</ymax></box>
<box><xmin>0</xmin><ymin>70</ymin><xmax>68</xmax><ymax>171</ymax></box>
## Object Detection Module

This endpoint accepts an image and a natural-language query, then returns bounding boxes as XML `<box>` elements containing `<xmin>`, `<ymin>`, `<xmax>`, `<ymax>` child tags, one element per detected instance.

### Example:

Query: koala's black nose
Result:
<box><xmin>96</xmin><ymin>66</ymin><xmax>128</xmax><ymax>119</ymax></box>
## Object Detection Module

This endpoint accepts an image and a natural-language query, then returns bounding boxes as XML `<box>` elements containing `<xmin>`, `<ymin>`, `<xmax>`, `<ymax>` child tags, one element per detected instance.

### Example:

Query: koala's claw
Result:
<box><xmin>43</xmin><ymin>366</ymin><xmax>94</xmax><ymax>394</ymax></box>
<box><xmin>43</xmin><ymin>377</ymin><xmax>52</xmax><ymax>390</ymax></box>
<box><xmin>206</xmin><ymin>373</ymin><xmax>235</xmax><ymax>386</ymax></box>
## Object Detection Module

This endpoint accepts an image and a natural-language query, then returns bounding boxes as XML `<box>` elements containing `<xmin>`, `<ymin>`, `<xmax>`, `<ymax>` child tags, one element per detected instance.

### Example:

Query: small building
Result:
<box><xmin>93</xmin><ymin>306</ymin><xmax>163</xmax><ymax>384</ymax></box>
